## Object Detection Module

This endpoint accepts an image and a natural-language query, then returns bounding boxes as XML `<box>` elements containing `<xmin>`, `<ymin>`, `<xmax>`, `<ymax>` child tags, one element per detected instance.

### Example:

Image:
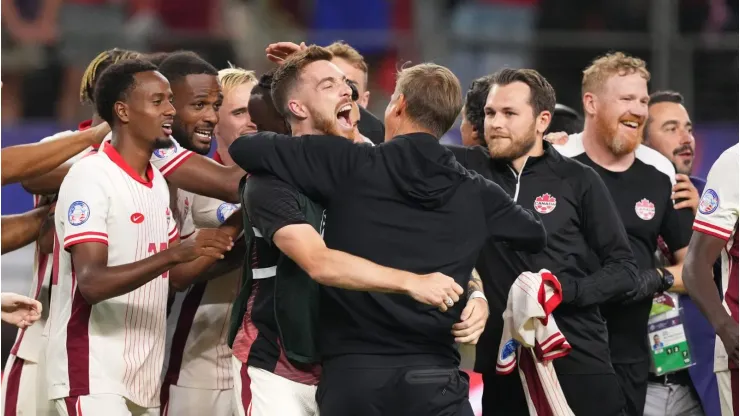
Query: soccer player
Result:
<box><xmin>683</xmin><ymin>143</ymin><xmax>739</xmax><ymax>416</ymax></box>
<box><xmin>2</xmin><ymin>48</ymin><xmax>138</xmax><ymax>416</ymax></box>
<box><xmin>230</xmin><ymin>47</ymin><xmax>547</xmax><ymax>415</ymax></box>
<box><xmin>450</xmin><ymin>68</ymin><xmax>638</xmax><ymax>416</ymax></box>
<box><xmin>460</xmin><ymin>75</ymin><xmax>492</xmax><ymax>147</ymax></box>
<box><xmin>552</xmin><ymin>52</ymin><xmax>695</xmax><ymax>415</ymax></box>
<box><xmin>46</xmin><ymin>59</ymin><xmax>234</xmax><ymax>415</ymax></box>
<box><xmin>160</xmin><ymin>65</ymin><xmax>258</xmax><ymax>416</ymax></box>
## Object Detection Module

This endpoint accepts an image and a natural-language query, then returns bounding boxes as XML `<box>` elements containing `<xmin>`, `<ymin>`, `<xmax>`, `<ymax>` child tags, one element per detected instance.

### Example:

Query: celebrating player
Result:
<box><xmin>684</xmin><ymin>143</ymin><xmax>739</xmax><ymax>416</ymax></box>
<box><xmin>46</xmin><ymin>59</ymin><xmax>233</xmax><ymax>415</ymax></box>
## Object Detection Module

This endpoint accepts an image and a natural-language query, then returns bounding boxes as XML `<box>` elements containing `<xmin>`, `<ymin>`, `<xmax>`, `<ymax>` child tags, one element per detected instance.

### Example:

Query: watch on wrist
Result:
<box><xmin>659</xmin><ymin>267</ymin><xmax>675</xmax><ymax>291</ymax></box>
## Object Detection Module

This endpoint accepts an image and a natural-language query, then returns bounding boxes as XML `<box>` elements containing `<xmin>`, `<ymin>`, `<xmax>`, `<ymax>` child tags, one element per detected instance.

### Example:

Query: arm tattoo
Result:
<box><xmin>468</xmin><ymin>269</ymin><xmax>484</xmax><ymax>297</ymax></box>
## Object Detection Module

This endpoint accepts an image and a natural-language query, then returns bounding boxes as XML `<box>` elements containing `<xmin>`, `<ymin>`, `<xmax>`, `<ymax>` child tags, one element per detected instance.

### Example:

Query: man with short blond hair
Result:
<box><xmin>230</xmin><ymin>59</ymin><xmax>546</xmax><ymax>415</ymax></box>
<box><xmin>554</xmin><ymin>52</ymin><xmax>695</xmax><ymax>415</ymax></box>
<box><xmin>325</xmin><ymin>41</ymin><xmax>370</xmax><ymax>107</ymax></box>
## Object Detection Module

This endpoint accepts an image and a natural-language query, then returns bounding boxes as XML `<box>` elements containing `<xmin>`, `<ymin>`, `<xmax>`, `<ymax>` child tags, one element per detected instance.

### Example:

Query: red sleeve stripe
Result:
<box><xmin>168</xmin><ymin>227</ymin><xmax>178</xmax><ymax>238</ymax></box>
<box><xmin>64</xmin><ymin>237</ymin><xmax>108</xmax><ymax>250</ymax></box>
<box><xmin>159</xmin><ymin>151</ymin><xmax>194</xmax><ymax>177</ymax></box>
<box><xmin>181</xmin><ymin>231</ymin><xmax>194</xmax><ymax>240</ymax></box>
<box><xmin>64</xmin><ymin>231</ymin><xmax>107</xmax><ymax>243</ymax></box>
<box><xmin>693</xmin><ymin>220</ymin><xmax>732</xmax><ymax>241</ymax></box>
<box><xmin>169</xmin><ymin>230</ymin><xmax>180</xmax><ymax>244</ymax></box>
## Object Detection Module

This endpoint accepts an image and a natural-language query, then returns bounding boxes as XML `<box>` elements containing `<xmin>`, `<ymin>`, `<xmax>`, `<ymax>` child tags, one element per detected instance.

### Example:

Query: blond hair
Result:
<box><xmin>218</xmin><ymin>64</ymin><xmax>258</xmax><ymax>95</ymax></box>
<box><xmin>80</xmin><ymin>48</ymin><xmax>141</xmax><ymax>104</ymax></box>
<box><xmin>326</xmin><ymin>41</ymin><xmax>368</xmax><ymax>86</ymax></box>
<box><xmin>394</xmin><ymin>63</ymin><xmax>462</xmax><ymax>138</ymax></box>
<box><xmin>582</xmin><ymin>52</ymin><xmax>650</xmax><ymax>96</ymax></box>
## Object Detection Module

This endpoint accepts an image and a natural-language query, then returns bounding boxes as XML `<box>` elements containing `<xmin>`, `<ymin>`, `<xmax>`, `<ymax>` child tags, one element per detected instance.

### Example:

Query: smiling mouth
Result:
<box><xmin>619</xmin><ymin>120</ymin><xmax>640</xmax><ymax>129</ymax></box>
<box><xmin>162</xmin><ymin>123</ymin><xmax>173</xmax><ymax>136</ymax></box>
<box><xmin>194</xmin><ymin>129</ymin><xmax>212</xmax><ymax>140</ymax></box>
<box><xmin>336</xmin><ymin>104</ymin><xmax>352</xmax><ymax>129</ymax></box>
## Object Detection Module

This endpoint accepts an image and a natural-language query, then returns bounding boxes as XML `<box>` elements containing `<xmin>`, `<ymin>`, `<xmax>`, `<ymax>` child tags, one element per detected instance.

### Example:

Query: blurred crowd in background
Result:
<box><xmin>1</xmin><ymin>0</ymin><xmax>738</xmax><ymax>211</ymax></box>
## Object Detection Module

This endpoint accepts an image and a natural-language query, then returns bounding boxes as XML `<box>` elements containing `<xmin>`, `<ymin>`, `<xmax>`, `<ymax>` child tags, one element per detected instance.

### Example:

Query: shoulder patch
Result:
<box><xmin>68</xmin><ymin>201</ymin><xmax>91</xmax><ymax>226</ymax></box>
<box><xmin>152</xmin><ymin>146</ymin><xmax>176</xmax><ymax>159</ymax></box>
<box><xmin>501</xmin><ymin>339</ymin><xmax>519</xmax><ymax>359</ymax></box>
<box><xmin>216</xmin><ymin>203</ymin><xmax>239</xmax><ymax>224</ymax></box>
<box><xmin>698</xmin><ymin>189</ymin><xmax>720</xmax><ymax>215</ymax></box>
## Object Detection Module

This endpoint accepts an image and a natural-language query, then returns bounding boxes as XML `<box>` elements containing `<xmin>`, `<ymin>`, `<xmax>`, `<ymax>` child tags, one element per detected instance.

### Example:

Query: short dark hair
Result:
<box><xmin>80</xmin><ymin>48</ymin><xmax>142</xmax><ymax>104</ymax></box>
<box><xmin>649</xmin><ymin>90</ymin><xmax>684</xmax><ymax>107</ymax></box>
<box><xmin>94</xmin><ymin>59</ymin><xmax>159</xmax><ymax>126</ymax></box>
<box><xmin>257</xmin><ymin>67</ymin><xmax>277</xmax><ymax>90</ymax></box>
<box><xmin>489</xmin><ymin>68</ymin><xmax>556</xmax><ymax>117</ymax></box>
<box><xmin>144</xmin><ymin>52</ymin><xmax>170</xmax><ymax>67</ymax></box>
<box><xmin>464</xmin><ymin>75</ymin><xmax>493</xmax><ymax>140</ymax></box>
<box><xmin>644</xmin><ymin>90</ymin><xmax>686</xmax><ymax>143</ymax></box>
<box><xmin>546</xmin><ymin>104</ymin><xmax>583</xmax><ymax>135</ymax></box>
<box><xmin>157</xmin><ymin>51</ymin><xmax>218</xmax><ymax>85</ymax></box>
<box><xmin>271</xmin><ymin>45</ymin><xmax>334</xmax><ymax>119</ymax></box>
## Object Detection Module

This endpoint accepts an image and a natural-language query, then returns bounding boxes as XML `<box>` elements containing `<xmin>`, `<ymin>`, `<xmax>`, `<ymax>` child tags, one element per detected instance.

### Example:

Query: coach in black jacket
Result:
<box><xmin>451</xmin><ymin>69</ymin><xmax>643</xmax><ymax>416</ymax></box>
<box><xmin>230</xmin><ymin>63</ymin><xmax>546</xmax><ymax>416</ymax></box>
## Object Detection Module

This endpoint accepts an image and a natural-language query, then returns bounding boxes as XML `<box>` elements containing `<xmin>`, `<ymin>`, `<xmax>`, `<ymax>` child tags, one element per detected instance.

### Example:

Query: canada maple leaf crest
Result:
<box><xmin>533</xmin><ymin>193</ymin><xmax>557</xmax><ymax>214</ymax></box>
<box><xmin>635</xmin><ymin>198</ymin><xmax>655</xmax><ymax>220</ymax></box>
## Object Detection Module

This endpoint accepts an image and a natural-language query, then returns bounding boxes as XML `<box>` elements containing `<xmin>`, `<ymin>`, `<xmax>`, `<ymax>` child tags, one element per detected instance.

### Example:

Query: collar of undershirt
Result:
<box><xmin>102</xmin><ymin>143</ymin><xmax>155</xmax><ymax>188</ymax></box>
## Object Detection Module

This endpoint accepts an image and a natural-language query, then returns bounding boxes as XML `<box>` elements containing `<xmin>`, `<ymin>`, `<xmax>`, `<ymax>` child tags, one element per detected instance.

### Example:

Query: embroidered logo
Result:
<box><xmin>635</xmin><ymin>198</ymin><xmax>656</xmax><ymax>220</ymax></box>
<box><xmin>152</xmin><ymin>146</ymin><xmax>176</xmax><ymax>159</ymax></box>
<box><xmin>501</xmin><ymin>339</ymin><xmax>519</xmax><ymax>359</ymax></box>
<box><xmin>534</xmin><ymin>193</ymin><xmax>557</xmax><ymax>214</ymax></box>
<box><xmin>698</xmin><ymin>189</ymin><xmax>719</xmax><ymax>215</ymax></box>
<box><xmin>68</xmin><ymin>201</ymin><xmax>90</xmax><ymax>226</ymax></box>
<box><xmin>216</xmin><ymin>203</ymin><xmax>239</xmax><ymax>224</ymax></box>
<box><xmin>130</xmin><ymin>213</ymin><xmax>145</xmax><ymax>224</ymax></box>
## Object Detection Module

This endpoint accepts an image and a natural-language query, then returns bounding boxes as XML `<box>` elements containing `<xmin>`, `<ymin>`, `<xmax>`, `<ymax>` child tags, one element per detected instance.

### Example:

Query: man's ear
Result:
<box><xmin>583</xmin><ymin>92</ymin><xmax>597</xmax><ymax>117</ymax></box>
<box><xmin>288</xmin><ymin>100</ymin><xmax>308</xmax><ymax>120</ymax></box>
<box><xmin>114</xmin><ymin>101</ymin><xmax>129</xmax><ymax>124</ymax></box>
<box><xmin>394</xmin><ymin>94</ymin><xmax>406</xmax><ymax>117</ymax></box>
<box><xmin>536</xmin><ymin>111</ymin><xmax>552</xmax><ymax>136</ymax></box>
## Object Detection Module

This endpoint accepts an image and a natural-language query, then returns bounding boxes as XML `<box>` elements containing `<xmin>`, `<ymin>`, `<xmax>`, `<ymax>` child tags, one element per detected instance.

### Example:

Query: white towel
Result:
<box><xmin>496</xmin><ymin>270</ymin><xmax>575</xmax><ymax>416</ymax></box>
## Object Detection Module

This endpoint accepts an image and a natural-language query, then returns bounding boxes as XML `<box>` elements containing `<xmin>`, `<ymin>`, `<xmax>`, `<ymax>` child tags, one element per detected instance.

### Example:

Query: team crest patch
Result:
<box><xmin>68</xmin><ymin>201</ymin><xmax>90</xmax><ymax>226</ymax></box>
<box><xmin>635</xmin><ymin>198</ymin><xmax>655</xmax><ymax>220</ymax></box>
<box><xmin>698</xmin><ymin>189</ymin><xmax>719</xmax><ymax>215</ymax></box>
<box><xmin>501</xmin><ymin>339</ymin><xmax>519</xmax><ymax>359</ymax></box>
<box><xmin>152</xmin><ymin>146</ymin><xmax>176</xmax><ymax>159</ymax></box>
<box><xmin>534</xmin><ymin>193</ymin><xmax>557</xmax><ymax>214</ymax></box>
<box><xmin>216</xmin><ymin>203</ymin><xmax>239</xmax><ymax>223</ymax></box>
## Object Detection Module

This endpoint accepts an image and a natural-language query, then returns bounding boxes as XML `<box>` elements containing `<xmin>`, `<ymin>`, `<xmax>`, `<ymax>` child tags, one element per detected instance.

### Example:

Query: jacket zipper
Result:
<box><xmin>508</xmin><ymin>157</ymin><xmax>528</xmax><ymax>202</ymax></box>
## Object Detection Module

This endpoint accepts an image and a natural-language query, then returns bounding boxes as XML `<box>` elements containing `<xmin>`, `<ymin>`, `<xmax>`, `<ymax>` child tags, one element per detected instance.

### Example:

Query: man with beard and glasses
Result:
<box><xmin>448</xmin><ymin>68</ymin><xmax>640</xmax><ymax>416</ymax></box>
<box><xmin>47</xmin><ymin>59</ymin><xmax>235</xmax><ymax>416</ymax></box>
<box><xmin>160</xmin><ymin>66</ymin><xmax>258</xmax><ymax>416</ymax></box>
<box><xmin>230</xmin><ymin>48</ymin><xmax>547</xmax><ymax>416</ymax></box>
<box><xmin>551</xmin><ymin>52</ymin><xmax>695</xmax><ymax>416</ymax></box>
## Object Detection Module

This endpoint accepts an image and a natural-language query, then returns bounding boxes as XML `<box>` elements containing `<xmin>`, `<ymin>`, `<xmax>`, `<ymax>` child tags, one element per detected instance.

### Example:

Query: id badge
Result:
<box><xmin>647</xmin><ymin>293</ymin><xmax>694</xmax><ymax>376</ymax></box>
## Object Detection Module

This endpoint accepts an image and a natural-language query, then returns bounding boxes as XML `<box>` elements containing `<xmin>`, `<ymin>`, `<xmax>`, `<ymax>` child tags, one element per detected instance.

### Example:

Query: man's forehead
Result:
<box><xmin>487</xmin><ymin>82</ymin><xmax>531</xmax><ymax>105</ymax></box>
<box><xmin>302</xmin><ymin>60</ymin><xmax>345</xmax><ymax>83</ymax></box>
<box><xmin>649</xmin><ymin>101</ymin><xmax>690</xmax><ymax>120</ymax></box>
<box><xmin>132</xmin><ymin>71</ymin><xmax>170</xmax><ymax>95</ymax></box>
<box><xmin>177</xmin><ymin>73</ymin><xmax>221</xmax><ymax>93</ymax></box>
<box><xmin>603</xmin><ymin>73</ymin><xmax>648</xmax><ymax>94</ymax></box>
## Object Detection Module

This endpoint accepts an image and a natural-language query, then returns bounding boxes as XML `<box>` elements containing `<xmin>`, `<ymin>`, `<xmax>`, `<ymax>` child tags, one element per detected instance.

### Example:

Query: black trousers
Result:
<box><xmin>613</xmin><ymin>360</ymin><xmax>650</xmax><ymax>416</ymax></box>
<box><xmin>317</xmin><ymin>355</ymin><xmax>474</xmax><ymax>416</ymax></box>
<box><xmin>481</xmin><ymin>371</ymin><xmax>626</xmax><ymax>416</ymax></box>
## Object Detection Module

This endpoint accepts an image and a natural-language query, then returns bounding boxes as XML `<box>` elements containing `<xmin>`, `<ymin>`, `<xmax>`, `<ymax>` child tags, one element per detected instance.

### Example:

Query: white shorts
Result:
<box><xmin>232</xmin><ymin>356</ymin><xmax>251</xmax><ymax>416</ymax></box>
<box><xmin>53</xmin><ymin>394</ymin><xmax>159</xmax><ymax>416</ymax></box>
<box><xmin>716</xmin><ymin>369</ymin><xmax>739</xmax><ymax>416</ymax></box>
<box><xmin>247</xmin><ymin>366</ymin><xmax>318</xmax><ymax>416</ymax></box>
<box><xmin>1</xmin><ymin>353</ymin><xmax>55</xmax><ymax>416</ymax></box>
<box><xmin>162</xmin><ymin>384</ymin><xmax>234</xmax><ymax>416</ymax></box>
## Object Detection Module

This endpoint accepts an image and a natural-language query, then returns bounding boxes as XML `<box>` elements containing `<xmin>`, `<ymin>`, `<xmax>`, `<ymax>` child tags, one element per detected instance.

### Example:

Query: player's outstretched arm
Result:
<box><xmin>165</xmin><ymin>156</ymin><xmax>244</xmax><ymax>204</ymax></box>
<box><xmin>273</xmin><ymin>223</ymin><xmax>464</xmax><ymax>312</ymax></box>
<box><xmin>1</xmin><ymin>205</ymin><xmax>52</xmax><ymax>254</ymax></box>
<box><xmin>683</xmin><ymin>231</ymin><xmax>738</xmax><ymax>365</ymax></box>
<box><xmin>169</xmin><ymin>213</ymin><xmax>244</xmax><ymax>291</ymax></box>
<box><xmin>71</xmin><ymin>230</ymin><xmax>233</xmax><ymax>305</ymax></box>
<box><xmin>2</xmin><ymin>123</ymin><xmax>109</xmax><ymax>186</ymax></box>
